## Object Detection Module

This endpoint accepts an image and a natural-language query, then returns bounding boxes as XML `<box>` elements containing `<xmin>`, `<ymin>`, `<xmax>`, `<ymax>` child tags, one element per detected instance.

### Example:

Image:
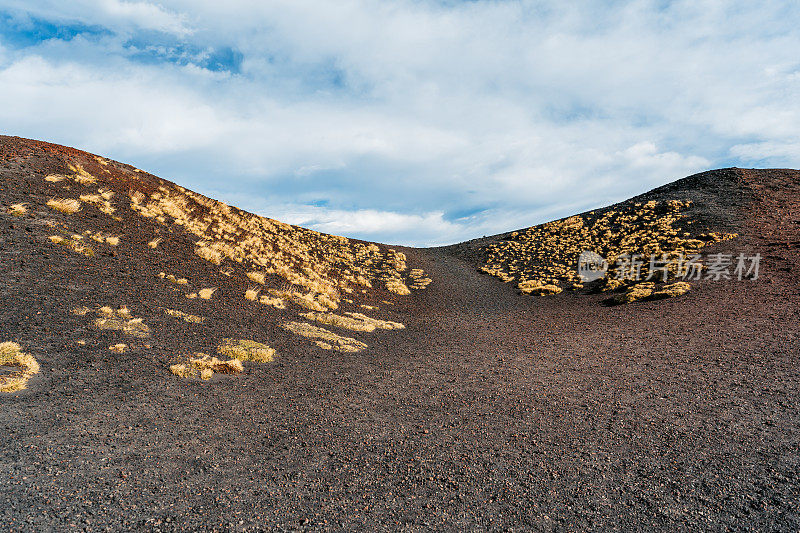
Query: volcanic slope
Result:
<box><xmin>2</xmin><ymin>135</ymin><xmax>800</xmax><ymax>530</ymax></box>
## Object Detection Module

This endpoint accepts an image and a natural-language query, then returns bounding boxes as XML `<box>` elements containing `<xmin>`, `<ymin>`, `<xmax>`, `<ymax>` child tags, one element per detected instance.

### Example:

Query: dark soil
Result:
<box><xmin>1</xmin><ymin>135</ymin><xmax>799</xmax><ymax>531</ymax></box>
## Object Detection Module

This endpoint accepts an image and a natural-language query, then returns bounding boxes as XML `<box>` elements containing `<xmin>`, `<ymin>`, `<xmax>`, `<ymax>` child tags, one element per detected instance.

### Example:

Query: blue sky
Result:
<box><xmin>1</xmin><ymin>1</ymin><xmax>799</xmax><ymax>246</ymax></box>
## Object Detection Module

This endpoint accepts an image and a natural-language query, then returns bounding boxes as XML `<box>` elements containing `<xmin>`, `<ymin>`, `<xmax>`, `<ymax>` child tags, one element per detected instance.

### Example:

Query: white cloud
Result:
<box><xmin>0</xmin><ymin>0</ymin><xmax>798</xmax><ymax>245</ymax></box>
<box><xmin>0</xmin><ymin>0</ymin><xmax>191</xmax><ymax>36</ymax></box>
<box><xmin>256</xmin><ymin>204</ymin><xmax>463</xmax><ymax>247</ymax></box>
<box><xmin>620</xmin><ymin>142</ymin><xmax>710</xmax><ymax>172</ymax></box>
<box><xmin>101</xmin><ymin>0</ymin><xmax>190</xmax><ymax>35</ymax></box>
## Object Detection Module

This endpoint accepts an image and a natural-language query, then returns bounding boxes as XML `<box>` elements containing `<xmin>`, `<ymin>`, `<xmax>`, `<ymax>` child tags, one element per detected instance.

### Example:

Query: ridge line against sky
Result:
<box><xmin>1</xmin><ymin>0</ymin><xmax>799</xmax><ymax>246</ymax></box>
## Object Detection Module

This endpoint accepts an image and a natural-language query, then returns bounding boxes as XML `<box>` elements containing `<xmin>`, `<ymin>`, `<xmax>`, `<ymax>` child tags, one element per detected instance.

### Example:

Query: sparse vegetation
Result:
<box><xmin>0</xmin><ymin>341</ymin><xmax>40</xmax><ymax>393</ymax></box>
<box><xmin>408</xmin><ymin>268</ymin><xmax>433</xmax><ymax>290</ymax></box>
<box><xmin>300</xmin><ymin>312</ymin><xmax>377</xmax><ymax>332</ymax></box>
<box><xmin>83</xmin><ymin>230</ymin><xmax>120</xmax><ymax>245</ymax></box>
<box><xmin>47</xmin><ymin>198</ymin><xmax>81</xmax><ymax>214</ymax></box>
<box><xmin>158</xmin><ymin>272</ymin><xmax>189</xmax><ymax>285</ymax></box>
<box><xmin>164</xmin><ymin>308</ymin><xmax>204</xmax><ymax>323</ymax></box>
<box><xmin>198</xmin><ymin>288</ymin><xmax>216</xmax><ymax>300</ymax></box>
<box><xmin>259</xmin><ymin>295</ymin><xmax>286</xmax><ymax>309</ymax></box>
<box><xmin>7</xmin><ymin>203</ymin><xmax>27</xmax><ymax>216</ymax></box>
<box><xmin>385</xmin><ymin>279</ymin><xmax>411</xmax><ymax>295</ymax></box>
<box><xmin>49</xmin><ymin>235</ymin><xmax>95</xmax><ymax>257</ymax></box>
<box><xmin>79</xmin><ymin>191</ymin><xmax>115</xmax><ymax>215</ymax></box>
<box><xmin>612</xmin><ymin>280</ymin><xmax>692</xmax><ymax>304</ymax></box>
<box><xmin>247</xmin><ymin>271</ymin><xmax>266</xmax><ymax>284</ymax></box>
<box><xmin>69</xmin><ymin>163</ymin><xmax>98</xmax><ymax>185</ymax></box>
<box><xmin>87</xmin><ymin>306</ymin><xmax>150</xmax><ymax>338</ymax></box>
<box><xmin>109</xmin><ymin>343</ymin><xmax>127</xmax><ymax>353</ymax></box>
<box><xmin>267</xmin><ymin>288</ymin><xmax>332</xmax><ymax>312</ymax></box>
<box><xmin>217</xmin><ymin>339</ymin><xmax>276</xmax><ymax>363</ymax></box>
<box><xmin>480</xmin><ymin>200</ymin><xmax>736</xmax><ymax>301</ymax></box>
<box><xmin>195</xmin><ymin>245</ymin><xmax>223</xmax><ymax>265</ymax></box>
<box><xmin>518</xmin><ymin>280</ymin><xmax>562</xmax><ymax>296</ymax></box>
<box><xmin>170</xmin><ymin>354</ymin><xmax>244</xmax><ymax>380</ymax></box>
<box><xmin>281</xmin><ymin>321</ymin><xmax>367</xmax><ymax>353</ymax></box>
<box><xmin>300</xmin><ymin>311</ymin><xmax>405</xmax><ymax>332</ymax></box>
<box><xmin>148</xmin><ymin>237</ymin><xmax>163</xmax><ymax>249</ymax></box>
<box><xmin>652</xmin><ymin>281</ymin><xmax>692</xmax><ymax>299</ymax></box>
<box><xmin>126</xmin><ymin>184</ymin><xmax>427</xmax><ymax>309</ymax></box>
<box><xmin>615</xmin><ymin>282</ymin><xmax>656</xmax><ymax>304</ymax></box>
<box><xmin>343</xmin><ymin>312</ymin><xmax>405</xmax><ymax>330</ymax></box>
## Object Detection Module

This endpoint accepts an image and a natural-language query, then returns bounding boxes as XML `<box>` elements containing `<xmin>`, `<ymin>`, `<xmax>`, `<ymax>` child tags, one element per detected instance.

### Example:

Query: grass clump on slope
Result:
<box><xmin>281</xmin><ymin>321</ymin><xmax>367</xmax><ymax>353</ymax></box>
<box><xmin>217</xmin><ymin>339</ymin><xmax>276</xmax><ymax>363</ymax></box>
<box><xmin>0</xmin><ymin>342</ymin><xmax>40</xmax><ymax>393</ymax></box>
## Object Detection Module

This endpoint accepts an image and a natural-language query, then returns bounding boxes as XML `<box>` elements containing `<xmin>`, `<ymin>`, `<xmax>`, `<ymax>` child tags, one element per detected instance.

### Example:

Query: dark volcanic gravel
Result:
<box><xmin>1</xmin><ymin>135</ymin><xmax>800</xmax><ymax>531</ymax></box>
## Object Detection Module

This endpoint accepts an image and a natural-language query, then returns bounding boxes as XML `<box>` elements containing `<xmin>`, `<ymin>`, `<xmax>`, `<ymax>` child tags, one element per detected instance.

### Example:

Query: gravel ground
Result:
<box><xmin>1</xmin><ymin>136</ymin><xmax>799</xmax><ymax>531</ymax></box>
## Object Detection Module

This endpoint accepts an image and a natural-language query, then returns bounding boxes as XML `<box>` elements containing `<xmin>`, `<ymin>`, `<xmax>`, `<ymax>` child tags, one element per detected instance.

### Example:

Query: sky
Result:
<box><xmin>0</xmin><ymin>1</ymin><xmax>799</xmax><ymax>246</ymax></box>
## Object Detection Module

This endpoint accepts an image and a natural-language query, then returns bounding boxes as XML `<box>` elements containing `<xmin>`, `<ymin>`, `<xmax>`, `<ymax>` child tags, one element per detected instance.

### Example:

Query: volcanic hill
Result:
<box><xmin>2</xmin><ymin>135</ymin><xmax>799</xmax><ymax>530</ymax></box>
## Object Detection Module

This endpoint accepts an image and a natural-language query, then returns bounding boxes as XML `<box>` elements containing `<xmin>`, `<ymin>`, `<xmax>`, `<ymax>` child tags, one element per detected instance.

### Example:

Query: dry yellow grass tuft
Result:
<box><xmin>601</xmin><ymin>279</ymin><xmax>626</xmax><ymax>292</ymax></box>
<box><xmin>281</xmin><ymin>321</ymin><xmax>367</xmax><ymax>353</ymax></box>
<box><xmin>193</xmin><ymin>355</ymin><xmax>243</xmax><ymax>374</ymax></box>
<box><xmin>518</xmin><ymin>280</ymin><xmax>563</xmax><ymax>296</ymax></box>
<box><xmin>47</xmin><ymin>198</ymin><xmax>81</xmax><ymax>214</ymax></box>
<box><xmin>84</xmin><ymin>231</ymin><xmax>120</xmax><ymax>245</ymax></box>
<box><xmin>300</xmin><ymin>311</ymin><xmax>405</xmax><ymax>332</ymax></box>
<box><xmin>245</xmin><ymin>289</ymin><xmax>259</xmax><ymax>301</ymax></box>
<box><xmin>148</xmin><ymin>237</ymin><xmax>163</xmax><ymax>249</ymax></box>
<box><xmin>259</xmin><ymin>295</ymin><xmax>286</xmax><ymax>309</ymax></box>
<box><xmin>79</xmin><ymin>193</ymin><xmax>101</xmax><ymax>203</ymax></box>
<box><xmin>158</xmin><ymin>272</ymin><xmax>189</xmax><ymax>285</ymax></box>
<box><xmin>612</xmin><ymin>280</ymin><xmax>692</xmax><ymax>305</ymax></box>
<box><xmin>247</xmin><ymin>271</ymin><xmax>266</xmax><ymax>284</ymax></box>
<box><xmin>79</xmin><ymin>191</ymin><xmax>115</xmax><ymax>215</ymax></box>
<box><xmin>89</xmin><ymin>306</ymin><xmax>150</xmax><ymax>338</ymax></box>
<box><xmin>198</xmin><ymin>288</ymin><xmax>216</xmax><ymax>300</ymax></box>
<box><xmin>408</xmin><ymin>268</ymin><xmax>433</xmax><ymax>290</ymax></box>
<box><xmin>49</xmin><ymin>235</ymin><xmax>95</xmax><ymax>257</ymax></box>
<box><xmin>68</xmin><ymin>163</ymin><xmax>98</xmax><ymax>185</ymax></box>
<box><xmin>651</xmin><ymin>281</ymin><xmax>692</xmax><ymax>300</ymax></box>
<box><xmin>267</xmin><ymin>288</ymin><xmax>330</xmax><ymax>312</ymax></box>
<box><xmin>169</xmin><ymin>363</ymin><xmax>194</xmax><ymax>379</ymax></box>
<box><xmin>385</xmin><ymin>279</ymin><xmax>411</xmax><ymax>295</ymax></box>
<box><xmin>45</xmin><ymin>174</ymin><xmax>67</xmax><ymax>182</ymax></box>
<box><xmin>195</xmin><ymin>245</ymin><xmax>223</xmax><ymax>265</ymax></box>
<box><xmin>164</xmin><ymin>308</ymin><xmax>204</xmax><ymax>323</ymax></box>
<box><xmin>615</xmin><ymin>282</ymin><xmax>655</xmax><ymax>304</ymax></box>
<box><xmin>170</xmin><ymin>354</ymin><xmax>244</xmax><ymax>380</ymax></box>
<box><xmin>217</xmin><ymin>339</ymin><xmax>276</xmax><ymax>363</ymax></box>
<box><xmin>300</xmin><ymin>312</ymin><xmax>376</xmax><ymax>332</ymax></box>
<box><xmin>7</xmin><ymin>203</ymin><xmax>27</xmax><ymax>216</ymax></box>
<box><xmin>109</xmin><ymin>343</ymin><xmax>127</xmax><ymax>354</ymax></box>
<box><xmin>343</xmin><ymin>312</ymin><xmax>404</xmax><ymax>330</ymax></box>
<box><xmin>0</xmin><ymin>342</ymin><xmax>40</xmax><ymax>393</ymax></box>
